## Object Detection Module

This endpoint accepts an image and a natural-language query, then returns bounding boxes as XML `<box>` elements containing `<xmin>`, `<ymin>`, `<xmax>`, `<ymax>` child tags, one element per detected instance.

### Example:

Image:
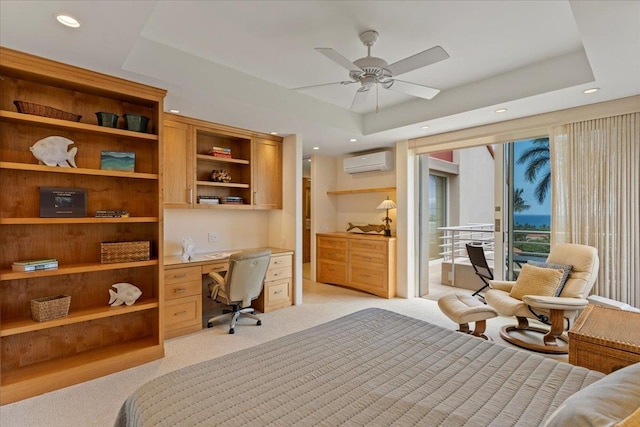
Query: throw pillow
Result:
<box><xmin>509</xmin><ymin>263</ymin><xmax>564</xmax><ymax>300</ymax></box>
<box><xmin>543</xmin><ymin>362</ymin><xmax>640</xmax><ymax>427</ymax></box>
<box><xmin>528</xmin><ymin>261</ymin><xmax>572</xmax><ymax>296</ymax></box>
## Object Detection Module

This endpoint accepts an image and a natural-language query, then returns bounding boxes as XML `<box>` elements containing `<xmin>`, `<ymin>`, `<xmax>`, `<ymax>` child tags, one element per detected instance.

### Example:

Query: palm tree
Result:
<box><xmin>516</xmin><ymin>138</ymin><xmax>550</xmax><ymax>204</ymax></box>
<box><xmin>513</xmin><ymin>188</ymin><xmax>530</xmax><ymax>213</ymax></box>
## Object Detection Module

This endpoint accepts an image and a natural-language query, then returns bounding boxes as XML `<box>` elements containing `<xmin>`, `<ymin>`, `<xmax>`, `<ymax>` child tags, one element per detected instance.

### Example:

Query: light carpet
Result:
<box><xmin>0</xmin><ymin>279</ymin><xmax>567</xmax><ymax>427</ymax></box>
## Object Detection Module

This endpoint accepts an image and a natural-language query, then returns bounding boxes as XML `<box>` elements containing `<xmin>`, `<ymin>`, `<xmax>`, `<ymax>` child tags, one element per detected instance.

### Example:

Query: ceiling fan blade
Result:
<box><xmin>350</xmin><ymin>87</ymin><xmax>370</xmax><ymax>110</ymax></box>
<box><xmin>385</xmin><ymin>79</ymin><xmax>441</xmax><ymax>100</ymax></box>
<box><xmin>386</xmin><ymin>46</ymin><xmax>449</xmax><ymax>76</ymax></box>
<box><xmin>315</xmin><ymin>48</ymin><xmax>362</xmax><ymax>73</ymax></box>
<box><xmin>291</xmin><ymin>80</ymin><xmax>356</xmax><ymax>91</ymax></box>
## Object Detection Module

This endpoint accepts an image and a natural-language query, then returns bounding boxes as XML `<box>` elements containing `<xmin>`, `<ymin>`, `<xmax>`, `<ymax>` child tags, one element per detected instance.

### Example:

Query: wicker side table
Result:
<box><xmin>569</xmin><ymin>304</ymin><xmax>640</xmax><ymax>374</ymax></box>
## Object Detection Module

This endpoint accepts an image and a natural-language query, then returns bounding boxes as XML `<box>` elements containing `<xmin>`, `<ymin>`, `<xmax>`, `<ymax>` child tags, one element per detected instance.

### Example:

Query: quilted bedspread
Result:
<box><xmin>115</xmin><ymin>308</ymin><xmax>604</xmax><ymax>426</ymax></box>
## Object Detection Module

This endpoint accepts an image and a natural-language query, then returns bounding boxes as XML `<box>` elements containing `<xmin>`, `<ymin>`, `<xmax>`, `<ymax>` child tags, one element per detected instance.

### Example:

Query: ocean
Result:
<box><xmin>514</xmin><ymin>214</ymin><xmax>551</xmax><ymax>228</ymax></box>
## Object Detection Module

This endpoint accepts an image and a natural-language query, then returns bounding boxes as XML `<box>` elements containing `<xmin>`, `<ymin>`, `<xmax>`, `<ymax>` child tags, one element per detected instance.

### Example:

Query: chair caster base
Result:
<box><xmin>257</xmin><ymin>320</ymin><xmax>262</xmax><ymax>326</ymax></box>
<box><xmin>207</xmin><ymin>322</ymin><xmax>213</xmax><ymax>328</ymax></box>
<box><xmin>228</xmin><ymin>328</ymin><xmax>235</xmax><ymax>334</ymax></box>
<box><xmin>500</xmin><ymin>325</ymin><xmax>569</xmax><ymax>354</ymax></box>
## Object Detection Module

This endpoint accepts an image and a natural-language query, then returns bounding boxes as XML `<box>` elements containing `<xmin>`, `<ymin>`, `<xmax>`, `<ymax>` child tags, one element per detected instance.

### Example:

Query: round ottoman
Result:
<box><xmin>438</xmin><ymin>293</ymin><xmax>498</xmax><ymax>340</ymax></box>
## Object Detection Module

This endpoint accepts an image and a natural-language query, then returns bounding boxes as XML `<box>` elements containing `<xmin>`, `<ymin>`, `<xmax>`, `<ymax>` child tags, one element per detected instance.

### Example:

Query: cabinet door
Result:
<box><xmin>164</xmin><ymin>118</ymin><xmax>194</xmax><ymax>207</ymax></box>
<box><xmin>252</xmin><ymin>137</ymin><xmax>282</xmax><ymax>209</ymax></box>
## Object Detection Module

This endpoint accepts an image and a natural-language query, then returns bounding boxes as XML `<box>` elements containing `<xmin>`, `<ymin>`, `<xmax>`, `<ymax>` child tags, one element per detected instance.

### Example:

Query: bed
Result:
<box><xmin>115</xmin><ymin>308</ymin><xmax>640</xmax><ymax>426</ymax></box>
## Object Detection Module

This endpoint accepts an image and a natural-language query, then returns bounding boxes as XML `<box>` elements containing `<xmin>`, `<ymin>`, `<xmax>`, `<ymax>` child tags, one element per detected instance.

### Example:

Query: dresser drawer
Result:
<box><xmin>269</xmin><ymin>254</ymin><xmax>292</xmax><ymax>269</ymax></box>
<box><xmin>349</xmin><ymin>265</ymin><xmax>387</xmax><ymax>290</ymax></box>
<box><xmin>164</xmin><ymin>295</ymin><xmax>202</xmax><ymax>331</ymax></box>
<box><xmin>317</xmin><ymin>259</ymin><xmax>347</xmax><ymax>285</ymax></box>
<box><xmin>165</xmin><ymin>279</ymin><xmax>201</xmax><ymax>300</ymax></box>
<box><xmin>350</xmin><ymin>239</ymin><xmax>387</xmax><ymax>253</ymax></box>
<box><xmin>317</xmin><ymin>246</ymin><xmax>347</xmax><ymax>262</ymax></box>
<box><xmin>164</xmin><ymin>266</ymin><xmax>201</xmax><ymax>285</ymax></box>
<box><xmin>350</xmin><ymin>251</ymin><xmax>386</xmax><ymax>266</ymax></box>
<box><xmin>317</xmin><ymin>236</ymin><xmax>347</xmax><ymax>250</ymax></box>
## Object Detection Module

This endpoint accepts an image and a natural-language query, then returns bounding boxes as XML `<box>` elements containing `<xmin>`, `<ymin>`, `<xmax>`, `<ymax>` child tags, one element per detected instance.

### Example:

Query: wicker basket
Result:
<box><xmin>31</xmin><ymin>295</ymin><xmax>71</xmax><ymax>322</ymax></box>
<box><xmin>101</xmin><ymin>241</ymin><xmax>150</xmax><ymax>263</ymax></box>
<box><xmin>13</xmin><ymin>100</ymin><xmax>82</xmax><ymax>122</ymax></box>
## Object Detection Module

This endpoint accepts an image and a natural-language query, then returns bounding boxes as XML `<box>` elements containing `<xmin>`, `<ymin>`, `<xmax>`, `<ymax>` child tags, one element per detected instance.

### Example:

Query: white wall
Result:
<box><xmin>453</xmin><ymin>146</ymin><xmax>495</xmax><ymax>226</ymax></box>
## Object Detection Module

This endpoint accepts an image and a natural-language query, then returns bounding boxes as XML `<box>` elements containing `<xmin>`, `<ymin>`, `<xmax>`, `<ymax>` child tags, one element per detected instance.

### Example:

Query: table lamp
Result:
<box><xmin>376</xmin><ymin>196</ymin><xmax>396</xmax><ymax>236</ymax></box>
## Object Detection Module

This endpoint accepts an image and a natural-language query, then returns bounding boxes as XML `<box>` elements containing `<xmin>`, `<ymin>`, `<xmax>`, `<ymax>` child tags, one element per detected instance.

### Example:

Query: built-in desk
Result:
<box><xmin>164</xmin><ymin>248</ymin><xmax>293</xmax><ymax>338</ymax></box>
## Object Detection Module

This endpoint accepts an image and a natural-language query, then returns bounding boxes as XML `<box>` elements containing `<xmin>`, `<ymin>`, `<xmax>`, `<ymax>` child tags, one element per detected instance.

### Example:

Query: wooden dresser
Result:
<box><xmin>164</xmin><ymin>248</ymin><xmax>293</xmax><ymax>338</ymax></box>
<box><xmin>316</xmin><ymin>232</ymin><xmax>396</xmax><ymax>298</ymax></box>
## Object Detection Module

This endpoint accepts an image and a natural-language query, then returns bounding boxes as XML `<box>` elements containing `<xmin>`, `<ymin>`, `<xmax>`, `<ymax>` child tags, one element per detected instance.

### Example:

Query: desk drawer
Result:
<box><xmin>165</xmin><ymin>295</ymin><xmax>202</xmax><ymax>331</ymax></box>
<box><xmin>164</xmin><ymin>266</ymin><xmax>201</xmax><ymax>285</ymax></box>
<box><xmin>266</xmin><ymin>266</ymin><xmax>291</xmax><ymax>282</ymax></box>
<box><xmin>165</xmin><ymin>279</ymin><xmax>201</xmax><ymax>300</ymax></box>
<box><xmin>265</xmin><ymin>278</ymin><xmax>292</xmax><ymax>310</ymax></box>
<box><xmin>269</xmin><ymin>254</ymin><xmax>292</xmax><ymax>269</ymax></box>
<box><xmin>203</xmin><ymin>261</ymin><xmax>229</xmax><ymax>276</ymax></box>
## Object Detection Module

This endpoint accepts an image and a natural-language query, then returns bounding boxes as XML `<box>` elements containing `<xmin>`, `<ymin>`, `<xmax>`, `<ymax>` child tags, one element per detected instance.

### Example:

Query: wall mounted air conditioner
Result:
<box><xmin>343</xmin><ymin>151</ymin><xmax>394</xmax><ymax>174</ymax></box>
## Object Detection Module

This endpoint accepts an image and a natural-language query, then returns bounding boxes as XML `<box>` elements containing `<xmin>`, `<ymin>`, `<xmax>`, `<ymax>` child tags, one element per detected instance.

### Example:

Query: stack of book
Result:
<box><xmin>13</xmin><ymin>258</ymin><xmax>58</xmax><ymax>272</ymax></box>
<box><xmin>95</xmin><ymin>210</ymin><xmax>130</xmax><ymax>218</ymax></box>
<box><xmin>198</xmin><ymin>196</ymin><xmax>220</xmax><ymax>205</ymax></box>
<box><xmin>221</xmin><ymin>196</ymin><xmax>244</xmax><ymax>205</ymax></box>
<box><xmin>208</xmin><ymin>146</ymin><xmax>232</xmax><ymax>158</ymax></box>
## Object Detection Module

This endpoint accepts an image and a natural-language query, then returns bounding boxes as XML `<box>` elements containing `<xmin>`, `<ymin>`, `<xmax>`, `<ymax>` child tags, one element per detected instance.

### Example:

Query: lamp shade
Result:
<box><xmin>377</xmin><ymin>199</ymin><xmax>397</xmax><ymax>210</ymax></box>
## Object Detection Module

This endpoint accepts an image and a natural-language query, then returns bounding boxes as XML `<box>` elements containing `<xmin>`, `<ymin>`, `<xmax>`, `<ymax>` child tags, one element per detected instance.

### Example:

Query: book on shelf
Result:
<box><xmin>95</xmin><ymin>210</ymin><xmax>130</xmax><ymax>218</ymax></box>
<box><xmin>12</xmin><ymin>261</ymin><xmax>58</xmax><ymax>272</ymax></box>
<box><xmin>197</xmin><ymin>196</ymin><xmax>220</xmax><ymax>204</ymax></box>
<box><xmin>12</xmin><ymin>258</ymin><xmax>57</xmax><ymax>266</ymax></box>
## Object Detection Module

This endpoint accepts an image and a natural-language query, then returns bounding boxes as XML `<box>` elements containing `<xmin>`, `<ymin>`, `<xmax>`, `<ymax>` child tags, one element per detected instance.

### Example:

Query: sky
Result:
<box><xmin>513</xmin><ymin>138</ymin><xmax>551</xmax><ymax>216</ymax></box>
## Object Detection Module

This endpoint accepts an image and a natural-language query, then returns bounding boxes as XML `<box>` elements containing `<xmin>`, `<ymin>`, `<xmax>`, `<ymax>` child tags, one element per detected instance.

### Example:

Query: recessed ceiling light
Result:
<box><xmin>270</xmin><ymin>131</ymin><xmax>278</xmax><ymax>135</ymax></box>
<box><xmin>495</xmin><ymin>108</ymin><xmax>507</xmax><ymax>113</ymax></box>
<box><xmin>349</xmin><ymin>138</ymin><xmax>357</xmax><ymax>142</ymax></box>
<box><xmin>421</xmin><ymin>125</ymin><xmax>430</xmax><ymax>129</ymax></box>
<box><xmin>313</xmin><ymin>146</ymin><xmax>320</xmax><ymax>150</ymax></box>
<box><xmin>56</xmin><ymin>14</ymin><xmax>80</xmax><ymax>28</ymax></box>
<box><xmin>169</xmin><ymin>109</ymin><xmax>180</xmax><ymax>114</ymax></box>
<box><xmin>583</xmin><ymin>87</ymin><xmax>600</xmax><ymax>94</ymax></box>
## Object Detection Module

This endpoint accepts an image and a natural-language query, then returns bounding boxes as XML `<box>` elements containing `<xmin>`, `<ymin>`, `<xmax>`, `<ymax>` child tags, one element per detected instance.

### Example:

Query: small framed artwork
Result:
<box><xmin>100</xmin><ymin>151</ymin><xmax>135</xmax><ymax>172</ymax></box>
<box><xmin>40</xmin><ymin>187</ymin><xmax>87</xmax><ymax>218</ymax></box>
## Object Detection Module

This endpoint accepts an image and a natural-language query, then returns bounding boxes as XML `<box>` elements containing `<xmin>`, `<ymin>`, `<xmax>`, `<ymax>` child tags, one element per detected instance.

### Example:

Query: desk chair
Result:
<box><xmin>466</xmin><ymin>243</ymin><xmax>493</xmax><ymax>299</ymax></box>
<box><xmin>207</xmin><ymin>249</ymin><xmax>271</xmax><ymax>334</ymax></box>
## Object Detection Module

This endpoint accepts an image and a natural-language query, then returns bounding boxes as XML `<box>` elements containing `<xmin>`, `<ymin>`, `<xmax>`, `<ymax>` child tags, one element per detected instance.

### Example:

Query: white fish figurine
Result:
<box><xmin>30</xmin><ymin>136</ymin><xmax>78</xmax><ymax>167</ymax></box>
<box><xmin>108</xmin><ymin>282</ymin><xmax>142</xmax><ymax>306</ymax></box>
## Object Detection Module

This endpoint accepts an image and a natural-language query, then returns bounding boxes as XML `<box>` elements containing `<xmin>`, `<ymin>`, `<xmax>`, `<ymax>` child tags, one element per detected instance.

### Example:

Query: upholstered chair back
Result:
<box><xmin>225</xmin><ymin>249</ymin><xmax>271</xmax><ymax>307</ymax></box>
<box><xmin>546</xmin><ymin>243</ymin><xmax>599</xmax><ymax>299</ymax></box>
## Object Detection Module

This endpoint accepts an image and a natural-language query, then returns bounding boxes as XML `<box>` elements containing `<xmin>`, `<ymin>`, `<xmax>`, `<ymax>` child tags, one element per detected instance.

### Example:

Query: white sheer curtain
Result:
<box><xmin>551</xmin><ymin>112</ymin><xmax>639</xmax><ymax>307</ymax></box>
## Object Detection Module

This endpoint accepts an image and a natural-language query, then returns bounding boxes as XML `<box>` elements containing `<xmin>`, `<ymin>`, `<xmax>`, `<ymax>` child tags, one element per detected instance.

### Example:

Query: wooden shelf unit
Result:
<box><xmin>326</xmin><ymin>187</ymin><xmax>396</xmax><ymax>195</ymax></box>
<box><xmin>163</xmin><ymin>113</ymin><xmax>282</xmax><ymax>209</ymax></box>
<box><xmin>0</xmin><ymin>47</ymin><xmax>166</xmax><ymax>404</ymax></box>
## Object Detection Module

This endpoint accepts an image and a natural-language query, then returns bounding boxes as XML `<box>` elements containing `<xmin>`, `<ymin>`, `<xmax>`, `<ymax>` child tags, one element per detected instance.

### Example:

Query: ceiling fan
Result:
<box><xmin>294</xmin><ymin>30</ymin><xmax>450</xmax><ymax>111</ymax></box>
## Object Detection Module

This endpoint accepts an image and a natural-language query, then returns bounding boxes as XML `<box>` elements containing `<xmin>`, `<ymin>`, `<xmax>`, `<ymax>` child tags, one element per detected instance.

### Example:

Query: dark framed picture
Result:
<box><xmin>100</xmin><ymin>151</ymin><xmax>135</xmax><ymax>172</ymax></box>
<box><xmin>40</xmin><ymin>187</ymin><xmax>87</xmax><ymax>218</ymax></box>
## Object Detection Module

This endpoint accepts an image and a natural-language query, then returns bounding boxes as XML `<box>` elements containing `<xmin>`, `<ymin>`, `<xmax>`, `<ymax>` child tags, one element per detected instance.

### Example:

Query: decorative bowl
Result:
<box><xmin>95</xmin><ymin>112</ymin><xmax>119</xmax><ymax>128</ymax></box>
<box><xmin>123</xmin><ymin>114</ymin><xmax>150</xmax><ymax>133</ymax></box>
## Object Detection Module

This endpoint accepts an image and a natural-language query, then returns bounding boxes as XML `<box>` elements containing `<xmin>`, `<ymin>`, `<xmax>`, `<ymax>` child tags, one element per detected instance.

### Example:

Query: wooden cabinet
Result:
<box><xmin>253</xmin><ymin>252</ymin><xmax>293</xmax><ymax>313</ymax></box>
<box><xmin>163</xmin><ymin>118</ymin><xmax>193</xmax><ymax>207</ymax></box>
<box><xmin>253</xmin><ymin>137</ymin><xmax>282</xmax><ymax>209</ymax></box>
<box><xmin>163</xmin><ymin>113</ymin><xmax>282</xmax><ymax>209</ymax></box>
<box><xmin>0</xmin><ymin>47</ymin><xmax>166</xmax><ymax>404</ymax></box>
<box><xmin>164</xmin><ymin>266</ymin><xmax>202</xmax><ymax>338</ymax></box>
<box><xmin>316</xmin><ymin>233</ymin><xmax>396</xmax><ymax>298</ymax></box>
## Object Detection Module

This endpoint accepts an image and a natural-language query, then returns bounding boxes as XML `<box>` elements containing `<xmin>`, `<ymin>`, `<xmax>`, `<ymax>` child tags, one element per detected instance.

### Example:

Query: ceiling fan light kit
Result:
<box><xmin>297</xmin><ymin>30</ymin><xmax>450</xmax><ymax>110</ymax></box>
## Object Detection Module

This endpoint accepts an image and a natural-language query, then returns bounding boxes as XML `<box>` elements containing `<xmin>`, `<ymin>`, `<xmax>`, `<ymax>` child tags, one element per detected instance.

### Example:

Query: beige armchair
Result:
<box><xmin>485</xmin><ymin>243</ymin><xmax>599</xmax><ymax>354</ymax></box>
<box><xmin>207</xmin><ymin>248</ymin><xmax>271</xmax><ymax>334</ymax></box>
